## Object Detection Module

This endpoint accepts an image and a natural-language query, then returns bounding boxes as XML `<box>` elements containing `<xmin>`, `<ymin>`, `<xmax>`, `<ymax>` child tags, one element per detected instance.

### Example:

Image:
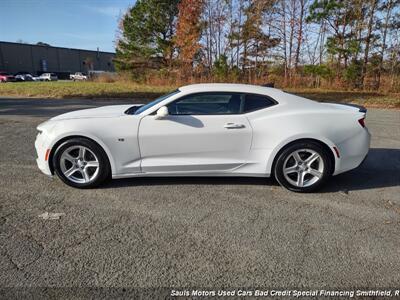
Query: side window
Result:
<box><xmin>168</xmin><ymin>93</ymin><xmax>243</xmax><ymax>115</ymax></box>
<box><xmin>243</xmin><ymin>94</ymin><xmax>275</xmax><ymax>113</ymax></box>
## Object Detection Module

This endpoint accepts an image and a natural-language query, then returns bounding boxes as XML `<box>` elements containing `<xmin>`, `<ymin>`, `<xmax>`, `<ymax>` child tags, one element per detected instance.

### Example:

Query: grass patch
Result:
<box><xmin>0</xmin><ymin>81</ymin><xmax>175</xmax><ymax>100</ymax></box>
<box><xmin>0</xmin><ymin>81</ymin><xmax>399</xmax><ymax>109</ymax></box>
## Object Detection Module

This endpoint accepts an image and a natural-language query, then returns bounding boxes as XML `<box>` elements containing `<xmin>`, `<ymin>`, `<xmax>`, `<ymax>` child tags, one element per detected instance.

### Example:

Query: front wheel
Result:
<box><xmin>53</xmin><ymin>138</ymin><xmax>111</xmax><ymax>188</ymax></box>
<box><xmin>274</xmin><ymin>141</ymin><xmax>333</xmax><ymax>192</ymax></box>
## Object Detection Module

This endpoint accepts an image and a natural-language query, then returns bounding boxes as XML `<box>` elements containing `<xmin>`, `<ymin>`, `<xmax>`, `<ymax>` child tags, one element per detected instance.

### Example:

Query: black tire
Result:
<box><xmin>274</xmin><ymin>141</ymin><xmax>333</xmax><ymax>192</ymax></box>
<box><xmin>53</xmin><ymin>138</ymin><xmax>111</xmax><ymax>188</ymax></box>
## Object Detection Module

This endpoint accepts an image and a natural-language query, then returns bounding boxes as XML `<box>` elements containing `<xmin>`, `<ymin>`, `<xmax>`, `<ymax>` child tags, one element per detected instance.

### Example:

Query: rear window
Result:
<box><xmin>243</xmin><ymin>94</ymin><xmax>276</xmax><ymax>113</ymax></box>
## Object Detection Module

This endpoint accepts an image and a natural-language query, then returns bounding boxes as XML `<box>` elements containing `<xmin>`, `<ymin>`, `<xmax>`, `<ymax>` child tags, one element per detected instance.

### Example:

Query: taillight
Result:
<box><xmin>358</xmin><ymin>117</ymin><xmax>365</xmax><ymax>128</ymax></box>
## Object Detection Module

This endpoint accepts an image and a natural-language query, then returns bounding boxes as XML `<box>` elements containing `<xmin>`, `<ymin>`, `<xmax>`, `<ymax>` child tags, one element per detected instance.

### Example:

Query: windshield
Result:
<box><xmin>134</xmin><ymin>89</ymin><xmax>180</xmax><ymax>115</ymax></box>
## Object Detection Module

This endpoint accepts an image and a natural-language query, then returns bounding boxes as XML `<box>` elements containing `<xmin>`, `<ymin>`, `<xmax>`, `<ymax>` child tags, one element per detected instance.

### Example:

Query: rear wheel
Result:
<box><xmin>274</xmin><ymin>141</ymin><xmax>332</xmax><ymax>192</ymax></box>
<box><xmin>53</xmin><ymin>138</ymin><xmax>110</xmax><ymax>188</ymax></box>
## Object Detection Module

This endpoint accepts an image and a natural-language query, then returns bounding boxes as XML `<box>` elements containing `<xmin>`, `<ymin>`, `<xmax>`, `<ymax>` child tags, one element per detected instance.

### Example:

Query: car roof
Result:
<box><xmin>177</xmin><ymin>83</ymin><xmax>319</xmax><ymax>108</ymax></box>
<box><xmin>178</xmin><ymin>83</ymin><xmax>284</xmax><ymax>98</ymax></box>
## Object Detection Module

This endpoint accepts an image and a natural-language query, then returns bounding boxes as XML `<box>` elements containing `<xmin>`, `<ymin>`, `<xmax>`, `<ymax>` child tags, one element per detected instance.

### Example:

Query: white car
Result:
<box><xmin>39</xmin><ymin>73</ymin><xmax>58</xmax><ymax>81</ymax></box>
<box><xmin>15</xmin><ymin>74</ymin><xmax>42</xmax><ymax>82</ymax></box>
<box><xmin>15</xmin><ymin>73</ymin><xmax>34</xmax><ymax>81</ymax></box>
<box><xmin>70</xmin><ymin>72</ymin><xmax>87</xmax><ymax>81</ymax></box>
<box><xmin>35</xmin><ymin>84</ymin><xmax>370</xmax><ymax>192</ymax></box>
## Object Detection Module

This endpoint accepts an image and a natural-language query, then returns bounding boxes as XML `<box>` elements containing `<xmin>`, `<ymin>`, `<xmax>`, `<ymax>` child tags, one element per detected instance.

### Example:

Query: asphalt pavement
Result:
<box><xmin>0</xmin><ymin>98</ymin><xmax>399</xmax><ymax>297</ymax></box>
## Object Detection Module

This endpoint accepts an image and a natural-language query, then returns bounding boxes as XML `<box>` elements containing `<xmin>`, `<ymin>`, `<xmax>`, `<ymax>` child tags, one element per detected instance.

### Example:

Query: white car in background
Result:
<box><xmin>35</xmin><ymin>84</ymin><xmax>370</xmax><ymax>192</ymax></box>
<box><xmin>15</xmin><ymin>72</ymin><xmax>34</xmax><ymax>81</ymax></box>
<box><xmin>70</xmin><ymin>72</ymin><xmax>87</xmax><ymax>81</ymax></box>
<box><xmin>39</xmin><ymin>73</ymin><xmax>58</xmax><ymax>81</ymax></box>
<box><xmin>31</xmin><ymin>75</ymin><xmax>42</xmax><ymax>81</ymax></box>
<box><xmin>14</xmin><ymin>73</ymin><xmax>42</xmax><ymax>82</ymax></box>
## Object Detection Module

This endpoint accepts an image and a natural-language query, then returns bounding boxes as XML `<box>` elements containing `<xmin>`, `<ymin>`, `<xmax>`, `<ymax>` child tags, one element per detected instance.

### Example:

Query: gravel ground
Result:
<box><xmin>0</xmin><ymin>98</ymin><xmax>399</xmax><ymax>298</ymax></box>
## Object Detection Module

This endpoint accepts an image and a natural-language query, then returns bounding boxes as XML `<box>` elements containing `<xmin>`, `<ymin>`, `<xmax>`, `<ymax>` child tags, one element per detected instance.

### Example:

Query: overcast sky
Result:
<box><xmin>0</xmin><ymin>0</ymin><xmax>135</xmax><ymax>52</ymax></box>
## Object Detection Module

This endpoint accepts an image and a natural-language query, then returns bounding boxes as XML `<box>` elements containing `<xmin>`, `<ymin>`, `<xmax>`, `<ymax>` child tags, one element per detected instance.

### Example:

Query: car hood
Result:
<box><xmin>51</xmin><ymin>104</ymin><xmax>142</xmax><ymax>121</ymax></box>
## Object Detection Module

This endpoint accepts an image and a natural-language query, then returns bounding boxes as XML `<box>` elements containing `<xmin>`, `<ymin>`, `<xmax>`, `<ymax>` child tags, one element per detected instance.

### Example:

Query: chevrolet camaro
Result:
<box><xmin>35</xmin><ymin>84</ymin><xmax>370</xmax><ymax>192</ymax></box>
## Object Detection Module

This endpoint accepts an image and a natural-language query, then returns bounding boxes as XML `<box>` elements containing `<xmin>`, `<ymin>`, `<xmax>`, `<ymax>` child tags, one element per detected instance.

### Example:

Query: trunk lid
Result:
<box><xmin>323</xmin><ymin>102</ymin><xmax>367</xmax><ymax>114</ymax></box>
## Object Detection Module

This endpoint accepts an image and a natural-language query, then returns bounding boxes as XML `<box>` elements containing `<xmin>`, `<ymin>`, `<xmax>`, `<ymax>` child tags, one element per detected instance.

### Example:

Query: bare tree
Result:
<box><xmin>360</xmin><ymin>0</ymin><xmax>379</xmax><ymax>87</ymax></box>
<box><xmin>376</xmin><ymin>0</ymin><xmax>397</xmax><ymax>88</ymax></box>
<box><xmin>294</xmin><ymin>0</ymin><xmax>305</xmax><ymax>71</ymax></box>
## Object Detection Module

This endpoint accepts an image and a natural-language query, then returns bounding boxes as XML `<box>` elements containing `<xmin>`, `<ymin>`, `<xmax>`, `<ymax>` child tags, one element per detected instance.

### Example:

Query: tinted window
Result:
<box><xmin>243</xmin><ymin>94</ymin><xmax>275</xmax><ymax>113</ymax></box>
<box><xmin>168</xmin><ymin>93</ymin><xmax>242</xmax><ymax>115</ymax></box>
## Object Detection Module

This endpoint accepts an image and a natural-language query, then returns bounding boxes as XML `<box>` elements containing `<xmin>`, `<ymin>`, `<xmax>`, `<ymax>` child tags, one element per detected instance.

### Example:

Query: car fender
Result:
<box><xmin>48</xmin><ymin>131</ymin><xmax>117</xmax><ymax>175</ymax></box>
<box><xmin>265</xmin><ymin>133</ymin><xmax>339</xmax><ymax>175</ymax></box>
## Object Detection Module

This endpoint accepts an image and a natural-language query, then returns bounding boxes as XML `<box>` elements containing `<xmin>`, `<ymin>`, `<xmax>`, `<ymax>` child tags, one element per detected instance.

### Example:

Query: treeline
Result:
<box><xmin>115</xmin><ymin>0</ymin><xmax>400</xmax><ymax>91</ymax></box>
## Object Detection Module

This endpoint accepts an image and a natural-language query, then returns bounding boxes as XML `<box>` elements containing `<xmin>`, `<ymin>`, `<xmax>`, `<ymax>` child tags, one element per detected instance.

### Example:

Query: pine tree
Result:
<box><xmin>115</xmin><ymin>0</ymin><xmax>179</xmax><ymax>73</ymax></box>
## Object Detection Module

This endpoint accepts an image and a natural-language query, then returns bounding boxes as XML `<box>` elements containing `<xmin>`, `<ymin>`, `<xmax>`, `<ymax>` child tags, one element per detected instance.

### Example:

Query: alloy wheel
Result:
<box><xmin>59</xmin><ymin>145</ymin><xmax>100</xmax><ymax>184</ymax></box>
<box><xmin>283</xmin><ymin>149</ymin><xmax>324</xmax><ymax>188</ymax></box>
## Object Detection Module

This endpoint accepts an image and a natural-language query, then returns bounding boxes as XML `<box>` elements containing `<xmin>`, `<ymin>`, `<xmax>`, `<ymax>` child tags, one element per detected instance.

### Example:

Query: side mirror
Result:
<box><xmin>154</xmin><ymin>106</ymin><xmax>169</xmax><ymax>120</ymax></box>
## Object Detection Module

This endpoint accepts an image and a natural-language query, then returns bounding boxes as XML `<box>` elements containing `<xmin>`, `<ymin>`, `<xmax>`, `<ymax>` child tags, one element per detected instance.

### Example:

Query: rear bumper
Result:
<box><xmin>333</xmin><ymin>128</ymin><xmax>371</xmax><ymax>175</ymax></box>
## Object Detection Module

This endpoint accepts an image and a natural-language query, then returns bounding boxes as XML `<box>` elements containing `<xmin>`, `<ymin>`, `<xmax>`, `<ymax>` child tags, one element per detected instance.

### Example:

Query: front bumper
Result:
<box><xmin>34</xmin><ymin>132</ymin><xmax>53</xmax><ymax>177</ymax></box>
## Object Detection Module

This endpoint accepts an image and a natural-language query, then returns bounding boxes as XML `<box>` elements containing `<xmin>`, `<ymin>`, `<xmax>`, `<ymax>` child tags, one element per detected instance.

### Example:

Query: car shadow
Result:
<box><xmin>165</xmin><ymin>115</ymin><xmax>204</xmax><ymax>128</ymax></box>
<box><xmin>320</xmin><ymin>148</ymin><xmax>400</xmax><ymax>193</ymax></box>
<box><xmin>103</xmin><ymin>148</ymin><xmax>400</xmax><ymax>193</ymax></box>
<box><xmin>104</xmin><ymin>174</ymin><xmax>276</xmax><ymax>188</ymax></box>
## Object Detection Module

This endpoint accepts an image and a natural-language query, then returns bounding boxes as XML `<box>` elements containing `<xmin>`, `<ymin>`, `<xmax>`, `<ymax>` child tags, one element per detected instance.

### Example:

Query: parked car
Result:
<box><xmin>70</xmin><ymin>72</ymin><xmax>87</xmax><ymax>81</ymax></box>
<box><xmin>15</xmin><ymin>74</ymin><xmax>32</xmax><ymax>82</ymax></box>
<box><xmin>35</xmin><ymin>84</ymin><xmax>370</xmax><ymax>192</ymax></box>
<box><xmin>14</xmin><ymin>72</ymin><xmax>36</xmax><ymax>82</ymax></box>
<box><xmin>0</xmin><ymin>72</ymin><xmax>16</xmax><ymax>82</ymax></box>
<box><xmin>31</xmin><ymin>75</ymin><xmax>43</xmax><ymax>81</ymax></box>
<box><xmin>39</xmin><ymin>73</ymin><xmax>58</xmax><ymax>81</ymax></box>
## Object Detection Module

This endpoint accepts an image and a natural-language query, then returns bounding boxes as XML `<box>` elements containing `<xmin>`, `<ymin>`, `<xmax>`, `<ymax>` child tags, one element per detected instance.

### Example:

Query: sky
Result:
<box><xmin>0</xmin><ymin>0</ymin><xmax>135</xmax><ymax>52</ymax></box>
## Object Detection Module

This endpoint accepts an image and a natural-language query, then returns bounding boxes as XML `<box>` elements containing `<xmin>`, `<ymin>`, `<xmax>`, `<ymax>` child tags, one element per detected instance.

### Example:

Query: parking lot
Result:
<box><xmin>0</xmin><ymin>98</ymin><xmax>399</xmax><ymax>292</ymax></box>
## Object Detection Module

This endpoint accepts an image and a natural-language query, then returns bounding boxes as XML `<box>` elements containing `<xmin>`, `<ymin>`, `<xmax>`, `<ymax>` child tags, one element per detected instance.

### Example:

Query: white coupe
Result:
<box><xmin>35</xmin><ymin>84</ymin><xmax>370</xmax><ymax>192</ymax></box>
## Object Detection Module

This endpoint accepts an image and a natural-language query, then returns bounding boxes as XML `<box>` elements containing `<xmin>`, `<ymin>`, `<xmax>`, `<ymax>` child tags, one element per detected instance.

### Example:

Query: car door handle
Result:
<box><xmin>224</xmin><ymin>123</ymin><xmax>245</xmax><ymax>129</ymax></box>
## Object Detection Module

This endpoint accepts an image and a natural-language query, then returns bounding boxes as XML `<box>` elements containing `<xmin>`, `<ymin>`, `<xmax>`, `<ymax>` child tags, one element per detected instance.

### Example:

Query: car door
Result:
<box><xmin>138</xmin><ymin>92</ymin><xmax>252</xmax><ymax>173</ymax></box>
